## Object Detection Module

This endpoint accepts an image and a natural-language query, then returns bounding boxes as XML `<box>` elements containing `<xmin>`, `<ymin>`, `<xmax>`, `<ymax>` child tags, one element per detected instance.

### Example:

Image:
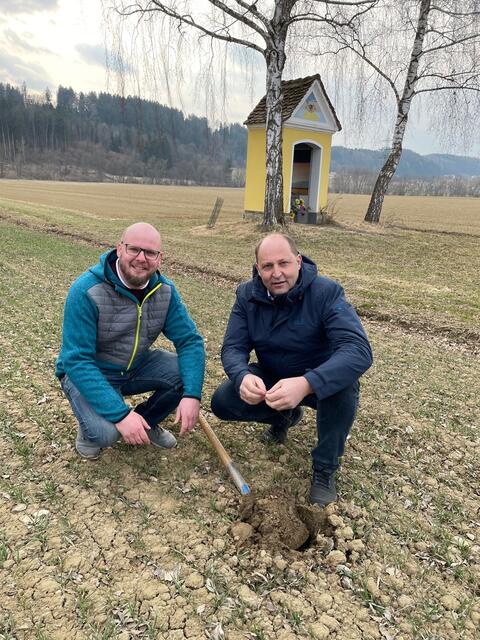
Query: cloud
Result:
<box><xmin>0</xmin><ymin>50</ymin><xmax>52</xmax><ymax>90</ymax></box>
<box><xmin>3</xmin><ymin>28</ymin><xmax>53</xmax><ymax>55</ymax></box>
<box><xmin>76</xmin><ymin>42</ymin><xmax>135</xmax><ymax>76</ymax></box>
<box><xmin>0</xmin><ymin>0</ymin><xmax>59</xmax><ymax>14</ymax></box>
<box><xmin>75</xmin><ymin>43</ymin><xmax>106</xmax><ymax>68</ymax></box>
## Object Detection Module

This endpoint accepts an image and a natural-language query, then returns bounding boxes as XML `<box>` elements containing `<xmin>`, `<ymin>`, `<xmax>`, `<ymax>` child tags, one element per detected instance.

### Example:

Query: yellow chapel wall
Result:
<box><xmin>244</xmin><ymin>127</ymin><xmax>266</xmax><ymax>213</ymax></box>
<box><xmin>244</xmin><ymin>126</ymin><xmax>334</xmax><ymax>214</ymax></box>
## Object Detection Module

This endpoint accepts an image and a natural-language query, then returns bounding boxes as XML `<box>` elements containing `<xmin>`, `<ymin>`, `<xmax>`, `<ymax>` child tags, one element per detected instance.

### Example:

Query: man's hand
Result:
<box><xmin>116</xmin><ymin>411</ymin><xmax>151</xmax><ymax>445</ymax></box>
<box><xmin>175</xmin><ymin>398</ymin><xmax>201</xmax><ymax>436</ymax></box>
<box><xmin>265</xmin><ymin>376</ymin><xmax>313</xmax><ymax>411</ymax></box>
<box><xmin>239</xmin><ymin>373</ymin><xmax>267</xmax><ymax>405</ymax></box>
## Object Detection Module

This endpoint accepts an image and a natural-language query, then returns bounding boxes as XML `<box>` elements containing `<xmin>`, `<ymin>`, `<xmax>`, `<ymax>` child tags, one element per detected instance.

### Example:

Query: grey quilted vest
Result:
<box><xmin>88</xmin><ymin>281</ymin><xmax>171</xmax><ymax>369</ymax></box>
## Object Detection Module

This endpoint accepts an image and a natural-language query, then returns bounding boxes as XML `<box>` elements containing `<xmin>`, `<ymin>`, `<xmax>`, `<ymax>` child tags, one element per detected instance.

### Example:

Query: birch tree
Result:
<box><xmin>319</xmin><ymin>0</ymin><xmax>480</xmax><ymax>223</ymax></box>
<box><xmin>105</xmin><ymin>0</ymin><xmax>377</xmax><ymax>229</ymax></box>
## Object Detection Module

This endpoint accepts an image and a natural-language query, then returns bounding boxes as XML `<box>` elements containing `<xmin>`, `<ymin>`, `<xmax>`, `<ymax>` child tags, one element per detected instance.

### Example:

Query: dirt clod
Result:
<box><xmin>230</xmin><ymin>521</ymin><xmax>255</xmax><ymax>545</ymax></box>
<box><xmin>239</xmin><ymin>490</ymin><xmax>327</xmax><ymax>550</ymax></box>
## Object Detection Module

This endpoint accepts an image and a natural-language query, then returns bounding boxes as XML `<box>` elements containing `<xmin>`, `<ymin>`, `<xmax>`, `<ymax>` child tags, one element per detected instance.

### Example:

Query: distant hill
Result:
<box><xmin>424</xmin><ymin>153</ymin><xmax>480</xmax><ymax>177</ymax></box>
<box><xmin>331</xmin><ymin>146</ymin><xmax>480</xmax><ymax>178</ymax></box>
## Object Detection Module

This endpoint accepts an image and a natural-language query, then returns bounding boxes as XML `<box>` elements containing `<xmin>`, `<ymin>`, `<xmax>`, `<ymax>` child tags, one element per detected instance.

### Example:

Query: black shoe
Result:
<box><xmin>309</xmin><ymin>469</ymin><xmax>337</xmax><ymax>507</ymax></box>
<box><xmin>261</xmin><ymin>407</ymin><xmax>304</xmax><ymax>445</ymax></box>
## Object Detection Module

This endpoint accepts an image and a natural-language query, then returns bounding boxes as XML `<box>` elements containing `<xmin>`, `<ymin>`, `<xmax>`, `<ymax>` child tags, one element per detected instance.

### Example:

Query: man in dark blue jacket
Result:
<box><xmin>211</xmin><ymin>233</ymin><xmax>372</xmax><ymax>506</ymax></box>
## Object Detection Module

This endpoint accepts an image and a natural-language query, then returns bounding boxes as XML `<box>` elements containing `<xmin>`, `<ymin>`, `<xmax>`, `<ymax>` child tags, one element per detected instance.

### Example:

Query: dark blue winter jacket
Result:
<box><xmin>221</xmin><ymin>256</ymin><xmax>372</xmax><ymax>400</ymax></box>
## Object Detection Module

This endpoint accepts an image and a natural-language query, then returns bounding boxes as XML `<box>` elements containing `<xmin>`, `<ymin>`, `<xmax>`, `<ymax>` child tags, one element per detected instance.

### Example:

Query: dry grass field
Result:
<box><xmin>327</xmin><ymin>193</ymin><xmax>480</xmax><ymax>235</ymax></box>
<box><xmin>0</xmin><ymin>180</ymin><xmax>479</xmax><ymax>235</ymax></box>
<box><xmin>0</xmin><ymin>180</ymin><xmax>479</xmax><ymax>640</ymax></box>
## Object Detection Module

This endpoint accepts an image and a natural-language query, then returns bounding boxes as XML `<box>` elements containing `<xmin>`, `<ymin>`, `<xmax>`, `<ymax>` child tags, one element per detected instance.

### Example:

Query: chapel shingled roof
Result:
<box><xmin>244</xmin><ymin>74</ymin><xmax>342</xmax><ymax>130</ymax></box>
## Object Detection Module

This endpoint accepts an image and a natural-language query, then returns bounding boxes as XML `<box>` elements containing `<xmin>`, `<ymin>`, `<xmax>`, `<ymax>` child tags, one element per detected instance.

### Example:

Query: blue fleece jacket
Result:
<box><xmin>56</xmin><ymin>250</ymin><xmax>205</xmax><ymax>423</ymax></box>
<box><xmin>221</xmin><ymin>256</ymin><xmax>372</xmax><ymax>399</ymax></box>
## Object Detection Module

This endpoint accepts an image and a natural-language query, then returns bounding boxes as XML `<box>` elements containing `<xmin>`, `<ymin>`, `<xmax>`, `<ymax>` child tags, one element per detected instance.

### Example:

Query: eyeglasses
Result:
<box><xmin>121</xmin><ymin>242</ymin><xmax>161</xmax><ymax>260</ymax></box>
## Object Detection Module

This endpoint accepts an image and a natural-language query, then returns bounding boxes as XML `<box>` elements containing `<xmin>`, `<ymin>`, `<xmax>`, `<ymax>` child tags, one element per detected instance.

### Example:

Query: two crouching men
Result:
<box><xmin>57</xmin><ymin>225</ymin><xmax>371</xmax><ymax>507</ymax></box>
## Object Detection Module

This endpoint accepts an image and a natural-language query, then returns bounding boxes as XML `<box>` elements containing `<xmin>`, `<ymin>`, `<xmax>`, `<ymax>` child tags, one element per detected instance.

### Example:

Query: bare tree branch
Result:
<box><xmin>289</xmin><ymin>0</ymin><xmax>378</xmax><ymax>26</ymax></box>
<box><xmin>430</xmin><ymin>5</ymin><xmax>480</xmax><ymax>17</ymax></box>
<box><xmin>314</xmin><ymin>0</ymin><xmax>378</xmax><ymax>5</ymax></box>
<box><xmin>422</xmin><ymin>32</ymin><xmax>480</xmax><ymax>55</ymax></box>
<box><xmin>324</xmin><ymin>26</ymin><xmax>400</xmax><ymax>99</ymax></box>
<box><xmin>415</xmin><ymin>84</ymin><xmax>480</xmax><ymax>95</ymax></box>
<box><xmin>233</xmin><ymin>0</ymin><xmax>271</xmax><ymax>29</ymax></box>
<box><xmin>421</xmin><ymin>69</ymin><xmax>480</xmax><ymax>81</ymax></box>
<box><xmin>117</xmin><ymin>1</ymin><xmax>266</xmax><ymax>53</ymax></box>
<box><xmin>205</xmin><ymin>0</ymin><xmax>268</xmax><ymax>37</ymax></box>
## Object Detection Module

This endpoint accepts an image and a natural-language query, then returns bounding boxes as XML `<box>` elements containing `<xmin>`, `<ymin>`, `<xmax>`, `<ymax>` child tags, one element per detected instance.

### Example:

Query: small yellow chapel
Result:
<box><xmin>243</xmin><ymin>74</ymin><xmax>341</xmax><ymax>224</ymax></box>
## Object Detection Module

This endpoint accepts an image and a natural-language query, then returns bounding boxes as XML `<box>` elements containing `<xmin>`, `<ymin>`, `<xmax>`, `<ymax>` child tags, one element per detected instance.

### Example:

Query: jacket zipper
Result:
<box><xmin>126</xmin><ymin>283</ymin><xmax>162</xmax><ymax>371</ymax></box>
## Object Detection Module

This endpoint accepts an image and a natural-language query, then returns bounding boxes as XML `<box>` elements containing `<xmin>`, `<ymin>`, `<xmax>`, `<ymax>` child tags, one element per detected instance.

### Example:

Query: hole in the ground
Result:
<box><xmin>238</xmin><ymin>490</ymin><xmax>331</xmax><ymax>551</ymax></box>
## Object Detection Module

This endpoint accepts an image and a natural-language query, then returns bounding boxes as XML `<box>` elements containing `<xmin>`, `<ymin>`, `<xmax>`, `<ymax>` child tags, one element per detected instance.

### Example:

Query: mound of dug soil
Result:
<box><xmin>238</xmin><ymin>489</ymin><xmax>329</xmax><ymax>550</ymax></box>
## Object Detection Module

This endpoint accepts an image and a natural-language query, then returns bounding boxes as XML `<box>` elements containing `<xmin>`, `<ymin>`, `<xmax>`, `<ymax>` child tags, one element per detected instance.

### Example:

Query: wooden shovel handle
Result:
<box><xmin>197</xmin><ymin>412</ymin><xmax>251</xmax><ymax>496</ymax></box>
<box><xmin>198</xmin><ymin>413</ymin><xmax>232</xmax><ymax>467</ymax></box>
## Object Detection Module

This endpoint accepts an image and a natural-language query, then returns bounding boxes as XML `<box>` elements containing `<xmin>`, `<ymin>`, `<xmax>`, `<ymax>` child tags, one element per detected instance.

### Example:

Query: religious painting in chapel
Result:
<box><xmin>293</xmin><ymin>92</ymin><xmax>327</xmax><ymax>124</ymax></box>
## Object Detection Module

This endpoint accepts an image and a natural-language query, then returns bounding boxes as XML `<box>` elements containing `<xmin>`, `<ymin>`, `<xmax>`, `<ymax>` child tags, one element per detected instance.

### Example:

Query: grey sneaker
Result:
<box><xmin>261</xmin><ymin>407</ymin><xmax>304</xmax><ymax>445</ymax></box>
<box><xmin>309</xmin><ymin>469</ymin><xmax>337</xmax><ymax>507</ymax></box>
<box><xmin>75</xmin><ymin>429</ymin><xmax>101</xmax><ymax>460</ymax></box>
<box><xmin>148</xmin><ymin>426</ymin><xmax>177</xmax><ymax>449</ymax></box>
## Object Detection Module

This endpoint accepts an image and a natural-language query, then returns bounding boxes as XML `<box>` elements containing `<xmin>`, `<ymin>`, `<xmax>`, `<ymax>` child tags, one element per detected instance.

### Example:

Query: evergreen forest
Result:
<box><xmin>0</xmin><ymin>83</ymin><xmax>247</xmax><ymax>185</ymax></box>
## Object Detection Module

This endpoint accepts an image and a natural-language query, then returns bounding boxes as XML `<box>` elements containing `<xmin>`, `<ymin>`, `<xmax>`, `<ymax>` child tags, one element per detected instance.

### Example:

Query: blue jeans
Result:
<box><xmin>61</xmin><ymin>350</ymin><xmax>183</xmax><ymax>447</ymax></box>
<box><xmin>210</xmin><ymin>364</ymin><xmax>360</xmax><ymax>473</ymax></box>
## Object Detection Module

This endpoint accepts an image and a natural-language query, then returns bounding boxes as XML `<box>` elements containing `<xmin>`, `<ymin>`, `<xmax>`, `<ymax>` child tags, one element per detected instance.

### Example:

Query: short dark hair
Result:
<box><xmin>255</xmin><ymin>233</ymin><xmax>299</xmax><ymax>262</ymax></box>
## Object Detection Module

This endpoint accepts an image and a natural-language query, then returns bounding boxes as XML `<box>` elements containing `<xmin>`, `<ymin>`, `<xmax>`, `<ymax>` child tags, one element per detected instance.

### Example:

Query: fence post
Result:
<box><xmin>207</xmin><ymin>197</ymin><xmax>224</xmax><ymax>228</ymax></box>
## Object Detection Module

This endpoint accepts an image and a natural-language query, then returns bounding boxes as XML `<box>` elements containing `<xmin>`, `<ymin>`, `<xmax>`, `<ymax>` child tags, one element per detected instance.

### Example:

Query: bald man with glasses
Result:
<box><xmin>56</xmin><ymin>222</ymin><xmax>205</xmax><ymax>459</ymax></box>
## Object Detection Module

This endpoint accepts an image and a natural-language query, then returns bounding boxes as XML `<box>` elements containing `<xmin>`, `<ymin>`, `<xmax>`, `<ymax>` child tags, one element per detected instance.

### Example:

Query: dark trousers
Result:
<box><xmin>210</xmin><ymin>364</ymin><xmax>359</xmax><ymax>473</ymax></box>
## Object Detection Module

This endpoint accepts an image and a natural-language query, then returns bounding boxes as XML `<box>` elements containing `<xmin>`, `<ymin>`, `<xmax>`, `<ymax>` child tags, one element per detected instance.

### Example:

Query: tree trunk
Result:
<box><xmin>364</xmin><ymin>142</ymin><xmax>403</xmax><ymax>223</ymax></box>
<box><xmin>364</xmin><ymin>0</ymin><xmax>431</xmax><ymax>224</ymax></box>
<box><xmin>262</xmin><ymin>2</ymin><xmax>293</xmax><ymax>230</ymax></box>
<box><xmin>263</xmin><ymin>55</ymin><xmax>285</xmax><ymax>230</ymax></box>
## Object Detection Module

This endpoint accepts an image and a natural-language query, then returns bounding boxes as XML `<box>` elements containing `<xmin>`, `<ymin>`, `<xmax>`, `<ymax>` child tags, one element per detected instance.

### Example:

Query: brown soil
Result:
<box><xmin>239</xmin><ymin>490</ymin><xmax>328</xmax><ymax>550</ymax></box>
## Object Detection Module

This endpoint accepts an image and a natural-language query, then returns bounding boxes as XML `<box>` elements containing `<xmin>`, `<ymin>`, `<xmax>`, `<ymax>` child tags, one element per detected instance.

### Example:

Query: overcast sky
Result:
<box><xmin>1</xmin><ymin>0</ymin><xmax>478</xmax><ymax>158</ymax></box>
